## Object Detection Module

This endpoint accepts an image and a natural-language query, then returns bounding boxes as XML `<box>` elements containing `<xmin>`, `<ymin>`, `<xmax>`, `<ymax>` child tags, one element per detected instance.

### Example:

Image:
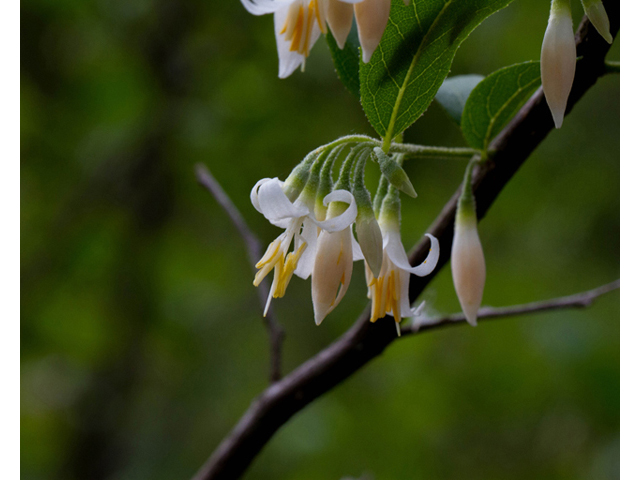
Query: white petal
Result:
<box><xmin>275</xmin><ymin>7</ymin><xmax>305</xmax><ymax>78</ymax></box>
<box><xmin>242</xmin><ymin>0</ymin><xmax>293</xmax><ymax>15</ymax></box>
<box><xmin>251</xmin><ymin>177</ymin><xmax>272</xmax><ymax>214</ymax></box>
<box><xmin>312</xmin><ymin>228</ymin><xmax>353</xmax><ymax>324</ymax></box>
<box><xmin>451</xmin><ymin>222</ymin><xmax>485</xmax><ymax>326</ymax></box>
<box><xmin>326</xmin><ymin>0</ymin><xmax>353</xmax><ymax>49</ymax></box>
<box><xmin>541</xmin><ymin>10</ymin><xmax>576</xmax><ymax>128</ymax></box>
<box><xmin>294</xmin><ymin>218</ymin><xmax>319</xmax><ymax>279</ymax></box>
<box><xmin>257</xmin><ymin>177</ymin><xmax>309</xmax><ymax>224</ymax></box>
<box><xmin>313</xmin><ymin>189</ymin><xmax>357</xmax><ymax>232</ymax></box>
<box><xmin>385</xmin><ymin>232</ymin><xmax>439</xmax><ymax>277</ymax></box>
<box><xmin>351</xmin><ymin>229</ymin><xmax>364</xmax><ymax>261</ymax></box>
<box><xmin>354</xmin><ymin>0</ymin><xmax>391</xmax><ymax>63</ymax></box>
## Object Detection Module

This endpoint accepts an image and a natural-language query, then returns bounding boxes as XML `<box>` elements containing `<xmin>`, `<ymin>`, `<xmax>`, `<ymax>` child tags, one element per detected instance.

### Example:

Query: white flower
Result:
<box><xmin>241</xmin><ymin>0</ymin><xmax>412</xmax><ymax>75</ymax></box>
<box><xmin>451</xmin><ymin>206</ymin><xmax>485</xmax><ymax>327</ymax></box>
<box><xmin>366</xmin><ymin>217</ymin><xmax>440</xmax><ymax>335</ymax></box>
<box><xmin>241</xmin><ymin>0</ymin><xmax>362</xmax><ymax>78</ymax></box>
<box><xmin>251</xmin><ymin>177</ymin><xmax>357</xmax><ymax>315</ymax></box>
<box><xmin>311</xmin><ymin>193</ymin><xmax>363</xmax><ymax>325</ymax></box>
<box><xmin>541</xmin><ymin>0</ymin><xmax>576</xmax><ymax>129</ymax></box>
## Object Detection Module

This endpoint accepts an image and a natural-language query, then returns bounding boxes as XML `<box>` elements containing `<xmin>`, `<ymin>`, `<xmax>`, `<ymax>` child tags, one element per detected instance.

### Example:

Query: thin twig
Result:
<box><xmin>192</xmin><ymin>3</ymin><xmax>619</xmax><ymax>479</ymax></box>
<box><xmin>404</xmin><ymin>280</ymin><xmax>620</xmax><ymax>335</ymax></box>
<box><xmin>195</xmin><ymin>164</ymin><xmax>284</xmax><ymax>383</ymax></box>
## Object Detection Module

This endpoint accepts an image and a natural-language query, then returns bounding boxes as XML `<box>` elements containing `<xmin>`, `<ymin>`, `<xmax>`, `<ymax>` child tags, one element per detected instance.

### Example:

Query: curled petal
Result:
<box><xmin>313</xmin><ymin>189</ymin><xmax>358</xmax><ymax>232</ymax></box>
<box><xmin>251</xmin><ymin>177</ymin><xmax>272</xmax><ymax>214</ymax></box>
<box><xmin>257</xmin><ymin>177</ymin><xmax>309</xmax><ymax>224</ymax></box>
<box><xmin>385</xmin><ymin>232</ymin><xmax>439</xmax><ymax>277</ymax></box>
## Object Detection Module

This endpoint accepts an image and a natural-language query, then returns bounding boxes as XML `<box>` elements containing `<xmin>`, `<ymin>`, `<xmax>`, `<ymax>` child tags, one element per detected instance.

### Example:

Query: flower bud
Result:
<box><xmin>451</xmin><ymin>162</ymin><xmax>485</xmax><ymax>326</ymax></box>
<box><xmin>541</xmin><ymin>0</ymin><xmax>576</xmax><ymax>129</ymax></box>
<box><xmin>581</xmin><ymin>0</ymin><xmax>613</xmax><ymax>44</ymax></box>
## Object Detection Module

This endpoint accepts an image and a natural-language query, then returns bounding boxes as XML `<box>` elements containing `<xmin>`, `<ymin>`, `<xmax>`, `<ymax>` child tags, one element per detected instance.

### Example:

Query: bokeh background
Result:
<box><xmin>21</xmin><ymin>1</ymin><xmax>620</xmax><ymax>479</ymax></box>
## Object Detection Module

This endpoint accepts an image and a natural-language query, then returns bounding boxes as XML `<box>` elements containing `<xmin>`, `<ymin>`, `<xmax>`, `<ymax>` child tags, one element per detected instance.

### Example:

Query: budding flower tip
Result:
<box><xmin>395</xmin><ymin>321</ymin><xmax>402</xmax><ymax>337</ymax></box>
<box><xmin>403</xmin><ymin>181</ymin><xmax>418</xmax><ymax>198</ymax></box>
<box><xmin>465</xmin><ymin>314</ymin><xmax>478</xmax><ymax>327</ymax></box>
<box><xmin>551</xmin><ymin>109</ymin><xmax>565</xmax><ymax>129</ymax></box>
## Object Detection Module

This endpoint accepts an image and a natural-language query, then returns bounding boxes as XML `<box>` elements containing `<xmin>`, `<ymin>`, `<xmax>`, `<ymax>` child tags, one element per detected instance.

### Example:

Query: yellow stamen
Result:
<box><xmin>389</xmin><ymin>271</ymin><xmax>401</xmax><ymax>324</ymax></box>
<box><xmin>312</xmin><ymin>0</ymin><xmax>326</xmax><ymax>33</ymax></box>
<box><xmin>274</xmin><ymin>242</ymin><xmax>307</xmax><ymax>298</ymax></box>
<box><xmin>302</xmin><ymin>2</ymin><xmax>315</xmax><ymax>56</ymax></box>
<box><xmin>256</xmin><ymin>239</ymin><xmax>281</xmax><ymax>269</ymax></box>
<box><xmin>289</xmin><ymin>6</ymin><xmax>305</xmax><ymax>53</ymax></box>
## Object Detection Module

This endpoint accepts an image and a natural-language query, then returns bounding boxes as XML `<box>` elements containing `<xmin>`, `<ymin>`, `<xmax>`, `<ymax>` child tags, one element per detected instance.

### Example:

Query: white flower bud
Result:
<box><xmin>451</xmin><ymin>209</ymin><xmax>485</xmax><ymax>327</ymax></box>
<box><xmin>582</xmin><ymin>0</ymin><xmax>613</xmax><ymax>44</ymax></box>
<box><xmin>541</xmin><ymin>0</ymin><xmax>576</xmax><ymax>129</ymax></box>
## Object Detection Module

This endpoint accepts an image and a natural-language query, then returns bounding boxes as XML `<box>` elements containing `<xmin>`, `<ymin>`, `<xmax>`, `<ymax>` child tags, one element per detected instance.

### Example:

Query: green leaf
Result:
<box><xmin>326</xmin><ymin>28</ymin><xmax>361</xmax><ymax>98</ymax></box>
<box><xmin>360</xmin><ymin>0</ymin><xmax>513</xmax><ymax>148</ymax></box>
<box><xmin>435</xmin><ymin>74</ymin><xmax>484</xmax><ymax>126</ymax></box>
<box><xmin>461</xmin><ymin>61</ymin><xmax>541</xmax><ymax>150</ymax></box>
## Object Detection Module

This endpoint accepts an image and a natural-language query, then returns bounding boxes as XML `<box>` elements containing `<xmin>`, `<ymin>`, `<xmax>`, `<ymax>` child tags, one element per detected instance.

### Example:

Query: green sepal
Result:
<box><xmin>353</xmin><ymin>154</ymin><xmax>383</xmax><ymax>277</ymax></box>
<box><xmin>373</xmin><ymin>147</ymin><xmax>417</xmax><ymax>198</ymax></box>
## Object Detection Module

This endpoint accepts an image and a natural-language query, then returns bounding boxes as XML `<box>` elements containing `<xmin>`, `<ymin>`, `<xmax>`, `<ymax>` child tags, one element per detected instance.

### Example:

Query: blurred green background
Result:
<box><xmin>21</xmin><ymin>1</ymin><xmax>619</xmax><ymax>479</ymax></box>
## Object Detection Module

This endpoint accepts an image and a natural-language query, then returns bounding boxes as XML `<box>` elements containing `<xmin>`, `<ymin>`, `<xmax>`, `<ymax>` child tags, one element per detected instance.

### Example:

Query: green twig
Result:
<box><xmin>388</xmin><ymin>143</ymin><xmax>479</xmax><ymax>160</ymax></box>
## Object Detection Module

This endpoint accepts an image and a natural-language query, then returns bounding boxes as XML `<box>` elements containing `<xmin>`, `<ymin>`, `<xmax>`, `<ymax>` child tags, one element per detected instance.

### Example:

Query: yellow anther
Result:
<box><xmin>311</xmin><ymin>0</ymin><xmax>326</xmax><ymax>33</ymax></box>
<box><xmin>289</xmin><ymin>6</ymin><xmax>305</xmax><ymax>53</ymax></box>
<box><xmin>256</xmin><ymin>239</ymin><xmax>281</xmax><ymax>269</ymax></box>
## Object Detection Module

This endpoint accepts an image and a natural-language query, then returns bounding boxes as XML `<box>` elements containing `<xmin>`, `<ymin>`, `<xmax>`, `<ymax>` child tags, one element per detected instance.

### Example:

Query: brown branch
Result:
<box><xmin>196</xmin><ymin>163</ymin><xmax>284</xmax><ymax>383</ymax></box>
<box><xmin>404</xmin><ymin>280</ymin><xmax>620</xmax><ymax>335</ymax></box>
<box><xmin>192</xmin><ymin>3</ymin><xmax>619</xmax><ymax>479</ymax></box>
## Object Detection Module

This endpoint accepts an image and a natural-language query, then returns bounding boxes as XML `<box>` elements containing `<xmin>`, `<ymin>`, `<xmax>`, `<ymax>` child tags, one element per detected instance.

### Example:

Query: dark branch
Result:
<box><xmin>404</xmin><ymin>280</ymin><xmax>620</xmax><ymax>335</ymax></box>
<box><xmin>195</xmin><ymin>164</ymin><xmax>284</xmax><ymax>383</ymax></box>
<box><xmin>192</xmin><ymin>3</ymin><xmax>619</xmax><ymax>479</ymax></box>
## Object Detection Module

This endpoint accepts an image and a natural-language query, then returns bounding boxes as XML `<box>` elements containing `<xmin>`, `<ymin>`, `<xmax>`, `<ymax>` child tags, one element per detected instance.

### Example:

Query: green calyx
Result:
<box><xmin>456</xmin><ymin>159</ymin><xmax>479</xmax><ymax>226</ymax></box>
<box><xmin>283</xmin><ymin>150</ymin><xmax>318</xmax><ymax>201</ymax></box>
<box><xmin>374</xmin><ymin>147</ymin><xmax>417</xmax><ymax>198</ymax></box>
<box><xmin>379</xmin><ymin>182</ymin><xmax>401</xmax><ymax>229</ymax></box>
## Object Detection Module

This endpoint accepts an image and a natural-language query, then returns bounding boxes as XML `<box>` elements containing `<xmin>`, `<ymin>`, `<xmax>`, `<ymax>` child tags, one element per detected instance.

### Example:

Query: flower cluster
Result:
<box><xmin>241</xmin><ymin>0</ymin><xmax>408</xmax><ymax>78</ymax></box>
<box><xmin>251</xmin><ymin>139</ymin><xmax>439</xmax><ymax>331</ymax></box>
